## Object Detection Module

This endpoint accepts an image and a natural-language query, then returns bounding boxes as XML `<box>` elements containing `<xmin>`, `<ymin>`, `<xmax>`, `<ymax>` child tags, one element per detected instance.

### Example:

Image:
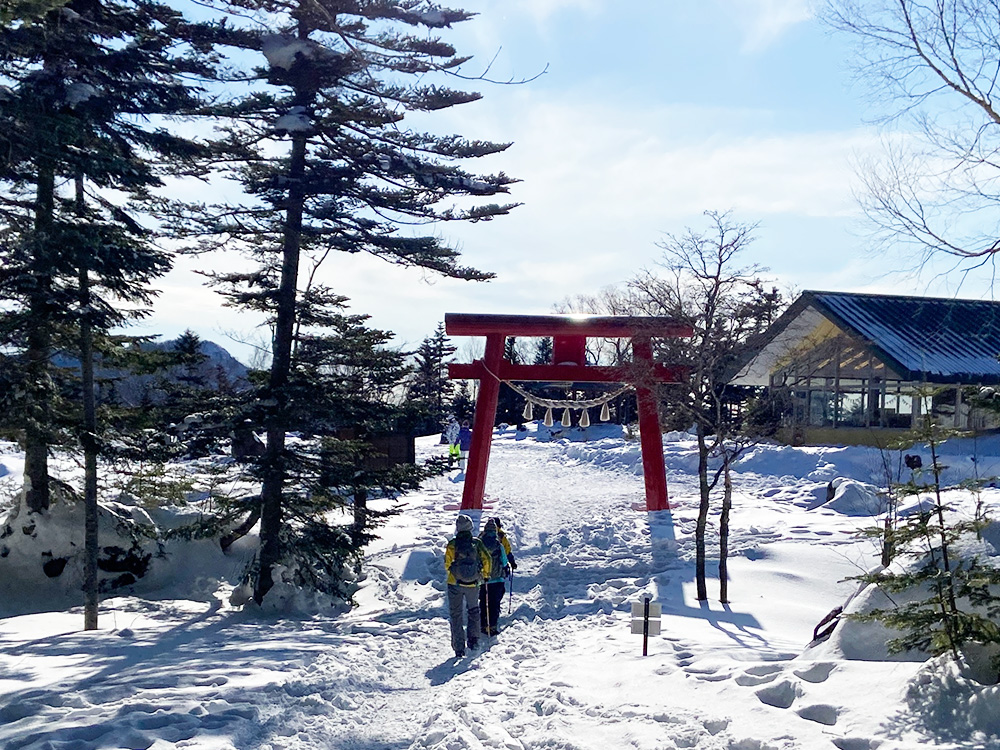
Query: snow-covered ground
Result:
<box><xmin>2</xmin><ymin>426</ymin><xmax>1000</xmax><ymax>750</ymax></box>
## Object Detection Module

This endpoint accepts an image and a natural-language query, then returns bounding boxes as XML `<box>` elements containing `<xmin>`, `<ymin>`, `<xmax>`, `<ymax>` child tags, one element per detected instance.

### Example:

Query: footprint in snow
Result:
<box><xmin>796</xmin><ymin>703</ymin><xmax>839</xmax><ymax>725</ymax></box>
<box><xmin>755</xmin><ymin>679</ymin><xmax>801</xmax><ymax>709</ymax></box>
<box><xmin>792</xmin><ymin>661</ymin><xmax>836</xmax><ymax>683</ymax></box>
<box><xmin>735</xmin><ymin>662</ymin><xmax>784</xmax><ymax>686</ymax></box>
<box><xmin>832</xmin><ymin>738</ymin><xmax>879</xmax><ymax>750</ymax></box>
<box><xmin>735</xmin><ymin>672</ymin><xmax>779</xmax><ymax>686</ymax></box>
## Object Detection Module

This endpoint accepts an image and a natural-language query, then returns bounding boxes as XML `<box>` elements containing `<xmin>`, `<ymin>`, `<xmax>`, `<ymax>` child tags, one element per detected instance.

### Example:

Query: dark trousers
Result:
<box><xmin>447</xmin><ymin>583</ymin><xmax>481</xmax><ymax>654</ymax></box>
<box><xmin>479</xmin><ymin>580</ymin><xmax>506</xmax><ymax>635</ymax></box>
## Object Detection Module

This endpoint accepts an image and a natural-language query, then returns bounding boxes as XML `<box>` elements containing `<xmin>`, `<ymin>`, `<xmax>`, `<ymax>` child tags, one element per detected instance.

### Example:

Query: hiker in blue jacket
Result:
<box><xmin>478</xmin><ymin>517</ymin><xmax>516</xmax><ymax>636</ymax></box>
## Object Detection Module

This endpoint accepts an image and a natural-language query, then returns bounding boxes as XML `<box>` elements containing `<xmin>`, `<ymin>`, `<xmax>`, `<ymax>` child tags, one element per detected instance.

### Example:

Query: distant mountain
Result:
<box><xmin>154</xmin><ymin>337</ymin><xmax>250</xmax><ymax>385</ymax></box>
<box><xmin>52</xmin><ymin>337</ymin><xmax>252</xmax><ymax>407</ymax></box>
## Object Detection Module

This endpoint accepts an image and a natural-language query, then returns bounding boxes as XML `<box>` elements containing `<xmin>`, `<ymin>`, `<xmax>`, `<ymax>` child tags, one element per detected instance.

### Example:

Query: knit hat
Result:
<box><xmin>484</xmin><ymin>517</ymin><xmax>499</xmax><ymax>532</ymax></box>
<box><xmin>456</xmin><ymin>514</ymin><xmax>473</xmax><ymax>533</ymax></box>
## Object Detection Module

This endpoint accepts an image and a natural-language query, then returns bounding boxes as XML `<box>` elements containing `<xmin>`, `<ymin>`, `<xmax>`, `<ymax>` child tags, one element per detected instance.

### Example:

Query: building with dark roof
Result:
<box><xmin>732</xmin><ymin>291</ymin><xmax>1000</xmax><ymax>445</ymax></box>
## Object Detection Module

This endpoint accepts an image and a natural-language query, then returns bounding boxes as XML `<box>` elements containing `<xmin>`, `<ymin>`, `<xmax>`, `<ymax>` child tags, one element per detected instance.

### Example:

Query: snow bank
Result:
<box><xmin>823</xmin><ymin>477</ymin><xmax>886</xmax><ymax>516</ymax></box>
<box><xmin>0</xmin><ymin>497</ymin><xmax>239</xmax><ymax>617</ymax></box>
<box><xmin>734</xmin><ymin>443</ymin><xmax>886</xmax><ymax>484</ymax></box>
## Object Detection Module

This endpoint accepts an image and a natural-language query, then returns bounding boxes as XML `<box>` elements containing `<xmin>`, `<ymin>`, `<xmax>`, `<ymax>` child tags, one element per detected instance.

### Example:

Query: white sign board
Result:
<box><xmin>631</xmin><ymin>619</ymin><xmax>661</xmax><ymax>635</ymax></box>
<box><xmin>630</xmin><ymin>598</ymin><xmax>662</xmax><ymax>655</ymax></box>
<box><xmin>631</xmin><ymin>601</ymin><xmax>662</xmax><ymax>618</ymax></box>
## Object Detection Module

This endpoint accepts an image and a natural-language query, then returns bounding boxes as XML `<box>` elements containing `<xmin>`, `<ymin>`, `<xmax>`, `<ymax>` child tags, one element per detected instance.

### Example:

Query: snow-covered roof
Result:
<box><xmin>734</xmin><ymin>290</ymin><xmax>1000</xmax><ymax>386</ymax></box>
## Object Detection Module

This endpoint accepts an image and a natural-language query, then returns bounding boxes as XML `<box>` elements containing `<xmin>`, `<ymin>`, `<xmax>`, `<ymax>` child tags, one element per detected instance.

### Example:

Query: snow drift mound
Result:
<box><xmin>734</xmin><ymin>443</ymin><xmax>884</xmax><ymax>484</ymax></box>
<box><xmin>820</xmin><ymin>477</ymin><xmax>886</xmax><ymax>516</ymax></box>
<box><xmin>0</xmin><ymin>497</ymin><xmax>236</xmax><ymax>617</ymax></box>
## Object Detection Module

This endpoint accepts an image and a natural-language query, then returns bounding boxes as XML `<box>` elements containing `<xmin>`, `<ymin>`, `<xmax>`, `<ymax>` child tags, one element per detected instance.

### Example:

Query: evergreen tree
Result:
<box><xmin>199</xmin><ymin>288</ymin><xmax>425</xmax><ymax>600</ymax></box>
<box><xmin>451</xmin><ymin>380</ymin><xmax>474</xmax><ymax>423</ymax></box>
<box><xmin>532</xmin><ymin>337</ymin><xmax>553</xmax><ymax>366</ymax></box>
<box><xmin>407</xmin><ymin>322</ymin><xmax>457</xmax><ymax>434</ymax></box>
<box><xmin>496</xmin><ymin>336</ymin><xmax>523</xmax><ymax>425</ymax></box>
<box><xmin>852</xmin><ymin>417</ymin><xmax>1000</xmax><ymax>664</ymax></box>
<box><xmin>0</xmin><ymin>0</ymin><xmax>210</xmax><ymax>514</ymax></box>
<box><xmin>152</xmin><ymin>331</ymin><xmax>236</xmax><ymax>458</ymax></box>
<box><xmin>153</xmin><ymin>330</ymin><xmax>210</xmax><ymax>417</ymax></box>
<box><xmin>178</xmin><ymin>0</ymin><xmax>518</xmax><ymax>601</ymax></box>
<box><xmin>173</xmin><ymin>330</ymin><xmax>210</xmax><ymax>388</ymax></box>
<box><xmin>181</xmin><ymin>0</ymin><xmax>517</xmax><ymax>604</ymax></box>
<box><xmin>0</xmin><ymin>0</ymin><xmax>212</xmax><ymax>629</ymax></box>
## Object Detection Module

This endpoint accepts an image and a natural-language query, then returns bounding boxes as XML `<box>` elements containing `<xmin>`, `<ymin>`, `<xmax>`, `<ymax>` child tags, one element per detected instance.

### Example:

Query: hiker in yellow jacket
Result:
<box><xmin>445</xmin><ymin>514</ymin><xmax>492</xmax><ymax>657</ymax></box>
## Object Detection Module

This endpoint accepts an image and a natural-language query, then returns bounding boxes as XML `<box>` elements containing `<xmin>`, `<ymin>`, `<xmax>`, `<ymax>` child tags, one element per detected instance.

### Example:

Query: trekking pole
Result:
<box><xmin>507</xmin><ymin>569</ymin><xmax>513</xmax><ymax>615</ymax></box>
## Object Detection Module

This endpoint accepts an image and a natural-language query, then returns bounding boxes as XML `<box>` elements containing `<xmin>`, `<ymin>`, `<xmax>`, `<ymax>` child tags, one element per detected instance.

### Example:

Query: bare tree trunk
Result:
<box><xmin>255</xmin><ymin>130</ymin><xmax>307</xmax><ymax>604</ymax></box>
<box><xmin>719</xmin><ymin>453</ymin><xmax>732</xmax><ymax>603</ymax></box>
<box><xmin>24</xmin><ymin>159</ymin><xmax>55</xmax><ymax>514</ymax></box>
<box><xmin>695</xmin><ymin>423</ymin><xmax>710</xmax><ymax>601</ymax></box>
<box><xmin>77</xmin><ymin>176</ymin><xmax>100</xmax><ymax>630</ymax></box>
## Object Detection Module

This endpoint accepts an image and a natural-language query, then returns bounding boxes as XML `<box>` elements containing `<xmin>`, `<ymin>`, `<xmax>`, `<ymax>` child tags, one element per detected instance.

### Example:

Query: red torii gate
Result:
<box><xmin>445</xmin><ymin>313</ymin><xmax>691</xmax><ymax>512</ymax></box>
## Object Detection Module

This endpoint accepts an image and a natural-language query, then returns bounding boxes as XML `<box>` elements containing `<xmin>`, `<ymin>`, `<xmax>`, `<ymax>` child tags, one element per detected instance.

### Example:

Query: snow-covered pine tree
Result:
<box><xmin>174</xmin><ymin>1</ymin><xmax>518</xmax><ymax>603</ymax></box>
<box><xmin>278</xmin><ymin>290</ymin><xmax>425</xmax><ymax>595</ymax></box>
<box><xmin>450</xmin><ymin>380</ymin><xmax>474</xmax><ymax>423</ymax></box>
<box><xmin>196</xmin><ymin>283</ymin><xmax>428</xmax><ymax>602</ymax></box>
<box><xmin>147</xmin><ymin>330</ymin><xmax>235</xmax><ymax>459</ymax></box>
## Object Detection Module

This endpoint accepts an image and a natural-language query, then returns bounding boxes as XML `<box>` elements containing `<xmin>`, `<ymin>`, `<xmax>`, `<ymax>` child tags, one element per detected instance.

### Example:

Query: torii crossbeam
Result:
<box><xmin>445</xmin><ymin>313</ymin><xmax>692</xmax><ymax>512</ymax></box>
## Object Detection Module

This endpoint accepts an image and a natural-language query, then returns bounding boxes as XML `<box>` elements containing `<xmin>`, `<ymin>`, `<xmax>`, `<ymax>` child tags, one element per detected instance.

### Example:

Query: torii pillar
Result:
<box><xmin>446</xmin><ymin>313</ymin><xmax>691</xmax><ymax>512</ymax></box>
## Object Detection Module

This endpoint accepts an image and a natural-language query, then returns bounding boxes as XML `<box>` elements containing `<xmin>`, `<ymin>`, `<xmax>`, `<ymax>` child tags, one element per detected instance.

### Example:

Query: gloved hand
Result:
<box><xmin>509</xmin><ymin>558</ymin><xmax>517</xmax><ymax>571</ymax></box>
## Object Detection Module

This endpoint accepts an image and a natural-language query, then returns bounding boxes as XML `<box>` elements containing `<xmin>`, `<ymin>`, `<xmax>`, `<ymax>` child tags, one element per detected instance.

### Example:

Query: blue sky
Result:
<box><xmin>148</xmin><ymin>0</ymin><xmax>992</xmax><ymax>363</ymax></box>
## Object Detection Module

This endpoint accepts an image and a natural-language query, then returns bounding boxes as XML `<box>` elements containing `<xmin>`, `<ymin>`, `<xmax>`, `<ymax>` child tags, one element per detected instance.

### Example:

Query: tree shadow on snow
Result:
<box><xmin>468</xmin><ymin>507</ymin><xmax>769</xmax><ymax>649</ymax></box>
<box><xmin>0</xmin><ymin>600</ymin><xmax>428</xmax><ymax>750</ymax></box>
<box><xmin>368</xmin><ymin>505</ymin><xmax>767</xmax><ymax>656</ymax></box>
<box><xmin>648</xmin><ymin>512</ymin><xmax>763</xmax><ymax>630</ymax></box>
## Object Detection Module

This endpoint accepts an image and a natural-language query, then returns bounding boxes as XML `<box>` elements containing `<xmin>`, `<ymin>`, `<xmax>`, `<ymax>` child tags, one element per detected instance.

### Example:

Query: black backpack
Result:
<box><xmin>451</xmin><ymin>534</ymin><xmax>482</xmax><ymax>585</ymax></box>
<box><xmin>480</xmin><ymin>530</ymin><xmax>507</xmax><ymax>580</ymax></box>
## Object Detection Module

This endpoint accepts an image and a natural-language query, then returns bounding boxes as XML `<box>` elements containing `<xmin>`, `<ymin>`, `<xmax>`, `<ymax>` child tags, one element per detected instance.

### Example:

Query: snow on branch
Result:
<box><xmin>261</xmin><ymin>34</ymin><xmax>343</xmax><ymax>72</ymax></box>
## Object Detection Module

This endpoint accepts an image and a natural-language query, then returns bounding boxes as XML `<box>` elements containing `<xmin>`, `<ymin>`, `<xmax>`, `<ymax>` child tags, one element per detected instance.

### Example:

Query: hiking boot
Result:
<box><xmin>467</xmin><ymin>639</ymin><xmax>478</xmax><ymax>651</ymax></box>
<box><xmin>455</xmin><ymin>649</ymin><xmax>465</xmax><ymax>658</ymax></box>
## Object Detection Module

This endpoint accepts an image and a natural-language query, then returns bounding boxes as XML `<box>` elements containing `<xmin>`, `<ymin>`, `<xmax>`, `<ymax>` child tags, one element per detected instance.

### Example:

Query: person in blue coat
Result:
<box><xmin>478</xmin><ymin>517</ymin><xmax>516</xmax><ymax>636</ymax></box>
<box><xmin>457</xmin><ymin>420</ymin><xmax>473</xmax><ymax>470</ymax></box>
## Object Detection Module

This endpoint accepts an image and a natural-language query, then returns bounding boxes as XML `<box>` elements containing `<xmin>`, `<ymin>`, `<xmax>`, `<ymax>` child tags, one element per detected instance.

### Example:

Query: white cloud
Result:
<box><xmin>729</xmin><ymin>0</ymin><xmax>814</xmax><ymax>52</ymax></box>
<box><xmin>142</xmin><ymin>88</ymin><xmax>885</xmax><ymax>364</ymax></box>
<box><xmin>409</xmin><ymin>90</ymin><xmax>887</xmax><ymax>320</ymax></box>
<box><xmin>451</xmin><ymin>92</ymin><xmax>876</xmax><ymax>223</ymax></box>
